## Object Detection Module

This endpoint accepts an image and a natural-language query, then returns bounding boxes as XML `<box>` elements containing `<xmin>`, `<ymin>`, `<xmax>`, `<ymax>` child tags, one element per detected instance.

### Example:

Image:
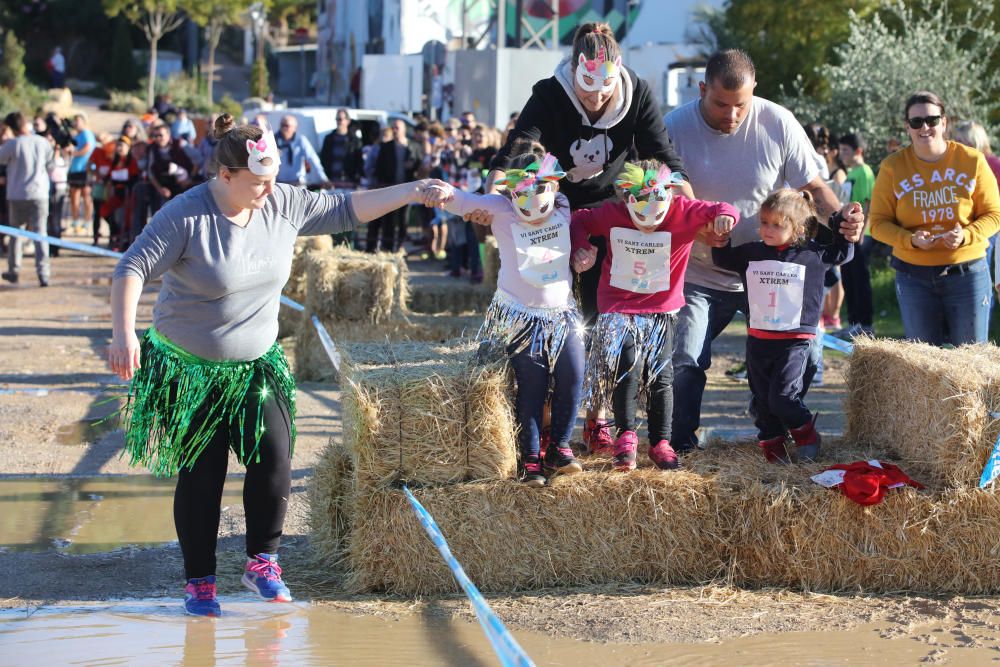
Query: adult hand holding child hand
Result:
<box><xmin>419</xmin><ymin>180</ymin><xmax>454</xmax><ymax>208</ymax></box>
<box><xmin>839</xmin><ymin>201</ymin><xmax>865</xmax><ymax>242</ymax></box>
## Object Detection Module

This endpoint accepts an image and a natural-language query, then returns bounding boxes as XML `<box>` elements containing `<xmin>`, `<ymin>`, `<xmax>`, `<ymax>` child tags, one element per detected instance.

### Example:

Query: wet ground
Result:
<box><xmin>6</xmin><ymin>241</ymin><xmax>993</xmax><ymax>666</ymax></box>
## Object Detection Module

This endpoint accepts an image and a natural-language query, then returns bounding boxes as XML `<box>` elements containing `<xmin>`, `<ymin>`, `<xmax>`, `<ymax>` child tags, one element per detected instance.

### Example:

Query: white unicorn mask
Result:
<box><xmin>246</xmin><ymin>131</ymin><xmax>281</xmax><ymax>177</ymax></box>
<box><xmin>575</xmin><ymin>47</ymin><xmax>621</xmax><ymax>94</ymax></box>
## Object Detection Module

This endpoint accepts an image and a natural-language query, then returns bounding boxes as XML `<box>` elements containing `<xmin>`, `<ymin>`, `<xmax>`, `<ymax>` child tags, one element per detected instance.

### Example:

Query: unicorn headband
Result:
<box><xmin>494</xmin><ymin>153</ymin><xmax>566</xmax><ymax>193</ymax></box>
<box><xmin>576</xmin><ymin>46</ymin><xmax>621</xmax><ymax>94</ymax></box>
<box><xmin>615</xmin><ymin>163</ymin><xmax>685</xmax><ymax>199</ymax></box>
<box><xmin>245</xmin><ymin>129</ymin><xmax>281</xmax><ymax>177</ymax></box>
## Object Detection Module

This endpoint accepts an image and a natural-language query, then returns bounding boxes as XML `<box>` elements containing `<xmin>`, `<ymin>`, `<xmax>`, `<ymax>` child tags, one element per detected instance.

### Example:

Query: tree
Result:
<box><xmin>187</xmin><ymin>0</ymin><xmax>254</xmax><ymax>104</ymax></box>
<box><xmin>103</xmin><ymin>0</ymin><xmax>188</xmax><ymax>108</ymax></box>
<box><xmin>690</xmin><ymin>0</ymin><xmax>879</xmax><ymax>101</ymax></box>
<box><xmin>781</xmin><ymin>0</ymin><xmax>999</xmax><ymax>164</ymax></box>
<box><xmin>0</xmin><ymin>31</ymin><xmax>26</xmax><ymax>91</ymax></box>
<box><xmin>108</xmin><ymin>16</ymin><xmax>140</xmax><ymax>91</ymax></box>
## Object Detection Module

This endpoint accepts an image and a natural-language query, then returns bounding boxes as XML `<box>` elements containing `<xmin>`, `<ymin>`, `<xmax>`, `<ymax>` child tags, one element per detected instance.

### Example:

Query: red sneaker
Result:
<box><xmin>759</xmin><ymin>435</ymin><xmax>791</xmax><ymax>464</ymax></box>
<box><xmin>648</xmin><ymin>440</ymin><xmax>679</xmax><ymax>470</ymax></box>
<box><xmin>583</xmin><ymin>418</ymin><xmax>614</xmax><ymax>456</ymax></box>
<box><xmin>612</xmin><ymin>431</ymin><xmax>638</xmax><ymax>471</ymax></box>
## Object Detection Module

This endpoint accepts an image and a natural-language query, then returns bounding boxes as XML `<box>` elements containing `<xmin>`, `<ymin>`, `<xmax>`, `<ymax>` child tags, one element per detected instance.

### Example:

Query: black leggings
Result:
<box><xmin>173</xmin><ymin>380</ymin><xmax>293</xmax><ymax>579</ymax></box>
<box><xmin>508</xmin><ymin>325</ymin><xmax>586</xmax><ymax>458</ymax></box>
<box><xmin>612</xmin><ymin>324</ymin><xmax>675</xmax><ymax>443</ymax></box>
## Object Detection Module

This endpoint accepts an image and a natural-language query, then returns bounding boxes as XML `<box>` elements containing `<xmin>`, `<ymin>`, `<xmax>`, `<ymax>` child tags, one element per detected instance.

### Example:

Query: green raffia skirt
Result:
<box><xmin>121</xmin><ymin>327</ymin><xmax>297</xmax><ymax>477</ymax></box>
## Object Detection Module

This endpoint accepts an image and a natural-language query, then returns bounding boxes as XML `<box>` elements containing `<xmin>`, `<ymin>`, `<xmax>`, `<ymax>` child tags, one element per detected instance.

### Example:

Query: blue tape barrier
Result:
<box><xmin>820</xmin><ymin>332</ymin><xmax>854</xmax><ymax>355</ymax></box>
<box><xmin>0</xmin><ymin>224</ymin><xmax>325</xmax><ymax>351</ymax></box>
<box><xmin>0</xmin><ymin>223</ymin><xmax>125</xmax><ymax>260</ymax></box>
<box><xmin>979</xmin><ymin>412</ymin><xmax>1000</xmax><ymax>489</ymax></box>
<box><xmin>402</xmin><ymin>485</ymin><xmax>535</xmax><ymax>667</ymax></box>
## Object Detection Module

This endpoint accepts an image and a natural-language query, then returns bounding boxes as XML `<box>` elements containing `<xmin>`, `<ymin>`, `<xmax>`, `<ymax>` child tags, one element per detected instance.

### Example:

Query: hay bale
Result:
<box><xmin>292</xmin><ymin>313</ymin><xmax>484</xmax><ymax>382</ymax></box>
<box><xmin>305</xmin><ymin>246</ymin><xmax>410</xmax><ymax>323</ymax></box>
<box><xmin>331</xmin><ymin>438</ymin><xmax>1000</xmax><ymax>595</ymax></box>
<box><xmin>345</xmin><ymin>469</ymin><xmax>724</xmax><ymax>594</ymax></box>
<box><xmin>278</xmin><ymin>236</ymin><xmax>334</xmax><ymax>338</ymax></box>
<box><xmin>845</xmin><ymin>338</ymin><xmax>1000</xmax><ymax>489</ymax></box>
<box><xmin>342</xmin><ymin>341</ymin><xmax>517</xmax><ymax>491</ymax></box>
<box><xmin>408</xmin><ymin>282</ymin><xmax>493</xmax><ymax>315</ymax></box>
<box><xmin>482</xmin><ymin>236</ymin><xmax>500</xmax><ymax>292</ymax></box>
<box><xmin>308</xmin><ymin>440</ymin><xmax>355</xmax><ymax>566</ymax></box>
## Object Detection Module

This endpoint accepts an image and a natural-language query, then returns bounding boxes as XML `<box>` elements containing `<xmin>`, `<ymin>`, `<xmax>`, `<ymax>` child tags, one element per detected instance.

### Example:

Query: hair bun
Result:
<box><xmin>213</xmin><ymin>113</ymin><xmax>237</xmax><ymax>141</ymax></box>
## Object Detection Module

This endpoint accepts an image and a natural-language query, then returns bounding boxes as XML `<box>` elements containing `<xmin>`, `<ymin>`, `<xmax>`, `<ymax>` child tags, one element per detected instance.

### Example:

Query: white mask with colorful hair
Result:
<box><xmin>246</xmin><ymin>130</ymin><xmax>281</xmax><ymax>177</ymax></box>
<box><xmin>575</xmin><ymin>47</ymin><xmax>621</xmax><ymax>95</ymax></box>
<box><xmin>615</xmin><ymin>163</ymin><xmax>686</xmax><ymax>229</ymax></box>
<box><xmin>495</xmin><ymin>153</ymin><xmax>566</xmax><ymax>225</ymax></box>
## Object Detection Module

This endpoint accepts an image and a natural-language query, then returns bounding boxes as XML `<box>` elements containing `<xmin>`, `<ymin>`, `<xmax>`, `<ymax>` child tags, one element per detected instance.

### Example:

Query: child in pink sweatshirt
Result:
<box><xmin>572</xmin><ymin>160</ymin><xmax>738</xmax><ymax>471</ymax></box>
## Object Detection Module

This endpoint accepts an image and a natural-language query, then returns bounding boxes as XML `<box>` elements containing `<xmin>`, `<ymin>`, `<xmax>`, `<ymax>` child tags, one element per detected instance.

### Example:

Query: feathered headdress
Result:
<box><xmin>495</xmin><ymin>153</ymin><xmax>565</xmax><ymax>193</ymax></box>
<box><xmin>614</xmin><ymin>163</ymin><xmax>685</xmax><ymax>198</ymax></box>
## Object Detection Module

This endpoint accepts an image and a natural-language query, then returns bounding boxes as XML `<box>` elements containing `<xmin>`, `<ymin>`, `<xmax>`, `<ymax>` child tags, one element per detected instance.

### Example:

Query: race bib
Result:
<box><xmin>510</xmin><ymin>218</ymin><xmax>571</xmax><ymax>288</ymax></box>
<box><xmin>747</xmin><ymin>260</ymin><xmax>806</xmax><ymax>330</ymax></box>
<box><xmin>609</xmin><ymin>227</ymin><xmax>671</xmax><ymax>294</ymax></box>
<box><xmin>110</xmin><ymin>168</ymin><xmax>130</xmax><ymax>182</ymax></box>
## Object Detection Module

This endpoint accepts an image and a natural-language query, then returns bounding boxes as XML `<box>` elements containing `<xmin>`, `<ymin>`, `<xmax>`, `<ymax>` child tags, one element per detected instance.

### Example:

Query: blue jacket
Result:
<box><xmin>275</xmin><ymin>133</ymin><xmax>328</xmax><ymax>185</ymax></box>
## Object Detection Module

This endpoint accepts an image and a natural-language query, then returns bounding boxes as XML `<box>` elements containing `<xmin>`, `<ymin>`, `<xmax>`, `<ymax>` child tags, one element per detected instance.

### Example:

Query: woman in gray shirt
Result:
<box><xmin>108</xmin><ymin>113</ymin><xmax>445</xmax><ymax>617</ymax></box>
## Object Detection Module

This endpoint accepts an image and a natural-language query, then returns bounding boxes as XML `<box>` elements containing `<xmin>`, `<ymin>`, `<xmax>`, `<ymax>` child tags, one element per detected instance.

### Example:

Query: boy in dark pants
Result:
<box><xmin>713</xmin><ymin>189</ymin><xmax>857</xmax><ymax>463</ymax></box>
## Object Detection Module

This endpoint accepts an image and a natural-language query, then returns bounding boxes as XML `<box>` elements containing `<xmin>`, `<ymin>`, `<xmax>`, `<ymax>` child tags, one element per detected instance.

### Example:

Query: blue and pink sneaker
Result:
<box><xmin>184</xmin><ymin>575</ymin><xmax>222</xmax><ymax>617</ymax></box>
<box><xmin>242</xmin><ymin>553</ymin><xmax>293</xmax><ymax>602</ymax></box>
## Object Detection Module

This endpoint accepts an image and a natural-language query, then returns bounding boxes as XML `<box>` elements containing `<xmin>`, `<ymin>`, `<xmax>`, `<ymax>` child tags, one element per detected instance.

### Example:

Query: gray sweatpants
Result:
<box><xmin>7</xmin><ymin>199</ymin><xmax>50</xmax><ymax>281</ymax></box>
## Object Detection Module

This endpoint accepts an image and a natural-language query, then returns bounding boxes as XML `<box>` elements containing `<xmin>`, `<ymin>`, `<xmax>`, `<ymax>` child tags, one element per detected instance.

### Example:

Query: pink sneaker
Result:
<box><xmin>649</xmin><ymin>440</ymin><xmax>679</xmax><ymax>470</ymax></box>
<box><xmin>612</xmin><ymin>431</ymin><xmax>638</xmax><ymax>471</ymax></box>
<box><xmin>583</xmin><ymin>419</ymin><xmax>614</xmax><ymax>456</ymax></box>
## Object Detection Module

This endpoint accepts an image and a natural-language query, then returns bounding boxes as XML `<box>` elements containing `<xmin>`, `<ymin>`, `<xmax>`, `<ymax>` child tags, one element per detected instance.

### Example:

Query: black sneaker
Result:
<box><xmin>1</xmin><ymin>271</ymin><xmax>18</xmax><ymax>284</ymax></box>
<box><xmin>520</xmin><ymin>455</ymin><xmax>546</xmax><ymax>487</ymax></box>
<box><xmin>544</xmin><ymin>443</ymin><xmax>583</xmax><ymax>477</ymax></box>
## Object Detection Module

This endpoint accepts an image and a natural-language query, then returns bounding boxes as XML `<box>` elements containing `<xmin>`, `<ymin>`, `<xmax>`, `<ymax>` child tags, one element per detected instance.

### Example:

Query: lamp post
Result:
<box><xmin>249</xmin><ymin>2</ymin><xmax>266</xmax><ymax>97</ymax></box>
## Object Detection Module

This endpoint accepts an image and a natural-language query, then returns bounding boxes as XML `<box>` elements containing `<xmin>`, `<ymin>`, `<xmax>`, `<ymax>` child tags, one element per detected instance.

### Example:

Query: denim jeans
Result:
<box><xmin>894</xmin><ymin>256</ymin><xmax>991</xmax><ymax>346</ymax></box>
<box><xmin>672</xmin><ymin>282</ymin><xmax>821</xmax><ymax>449</ymax></box>
<box><xmin>671</xmin><ymin>283</ymin><xmax>748</xmax><ymax>449</ymax></box>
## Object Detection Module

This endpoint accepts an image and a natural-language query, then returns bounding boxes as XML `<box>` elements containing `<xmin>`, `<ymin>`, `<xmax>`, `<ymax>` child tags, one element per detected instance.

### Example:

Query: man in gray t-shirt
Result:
<box><xmin>0</xmin><ymin>111</ymin><xmax>54</xmax><ymax>286</ymax></box>
<box><xmin>663</xmin><ymin>49</ymin><xmax>863</xmax><ymax>451</ymax></box>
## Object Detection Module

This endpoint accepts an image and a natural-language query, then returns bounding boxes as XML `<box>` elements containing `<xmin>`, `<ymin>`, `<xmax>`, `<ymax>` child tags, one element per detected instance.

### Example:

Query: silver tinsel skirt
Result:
<box><xmin>476</xmin><ymin>290</ymin><xmax>584</xmax><ymax>371</ymax></box>
<box><xmin>584</xmin><ymin>311</ymin><xmax>674</xmax><ymax>410</ymax></box>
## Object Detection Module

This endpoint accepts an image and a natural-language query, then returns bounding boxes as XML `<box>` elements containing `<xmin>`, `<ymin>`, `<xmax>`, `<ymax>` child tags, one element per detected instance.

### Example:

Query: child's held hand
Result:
<box><xmin>465</xmin><ymin>209</ymin><xmax>494</xmax><ymax>226</ymax></box>
<box><xmin>572</xmin><ymin>246</ymin><xmax>598</xmax><ymax>272</ymax></box>
<box><xmin>696</xmin><ymin>225</ymin><xmax>731</xmax><ymax>248</ymax></box>
<box><xmin>713</xmin><ymin>214</ymin><xmax>735</xmax><ymax>236</ymax></box>
<box><xmin>420</xmin><ymin>182</ymin><xmax>454</xmax><ymax>208</ymax></box>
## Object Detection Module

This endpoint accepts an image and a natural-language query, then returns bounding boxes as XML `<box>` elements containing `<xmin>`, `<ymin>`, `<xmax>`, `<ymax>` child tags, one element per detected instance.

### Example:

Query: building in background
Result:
<box><xmin>314</xmin><ymin>0</ymin><xmax>722</xmax><ymax>118</ymax></box>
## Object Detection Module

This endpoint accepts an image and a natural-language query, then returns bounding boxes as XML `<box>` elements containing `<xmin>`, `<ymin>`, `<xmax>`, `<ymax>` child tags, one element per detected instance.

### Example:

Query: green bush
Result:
<box><xmin>108</xmin><ymin>17</ymin><xmax>139</xmax><ymax>91</ymax></box>
<box><xmin>104</xmin><ymin>90</ymin><xmax>147</xmax><ymax>114</ymax></box>
<box><xmin>217</xmin><ymin>93</ymin><xmax>242</xmax><ymax>119</ymax></box>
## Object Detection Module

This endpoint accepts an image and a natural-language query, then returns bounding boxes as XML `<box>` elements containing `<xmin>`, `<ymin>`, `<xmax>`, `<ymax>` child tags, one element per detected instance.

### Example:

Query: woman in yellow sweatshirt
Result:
<box><xmin>870</xmin><ymin>91</ymin><xmax>1000</xmax><ymax>345</ymax></box>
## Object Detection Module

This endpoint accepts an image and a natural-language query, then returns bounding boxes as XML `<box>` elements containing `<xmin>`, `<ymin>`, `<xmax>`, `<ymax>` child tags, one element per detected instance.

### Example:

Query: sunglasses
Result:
<box><xmin>907</xmin><ymin>115</ymin><xmax>942</xmax><ymax>130</ymax></box>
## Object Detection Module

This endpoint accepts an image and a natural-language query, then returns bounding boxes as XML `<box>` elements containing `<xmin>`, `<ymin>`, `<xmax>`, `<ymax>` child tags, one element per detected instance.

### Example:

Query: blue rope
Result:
<box><xmin>402</xmin><ymin>485</ymin><xmax>535</xmax><ymax>667</ymax></box>
<box><xmin>820</xmin><ymin>332</ymin><xmax>854</xmax><ymax>355</ymax></box>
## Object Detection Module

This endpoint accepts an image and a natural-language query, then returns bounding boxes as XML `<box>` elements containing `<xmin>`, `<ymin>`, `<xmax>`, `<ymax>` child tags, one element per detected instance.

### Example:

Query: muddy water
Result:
<box><xmin>2</xmin><ymin>600</ymin><xmax>999</xmax><ymax>666</ymax></box>
<box><xmin>0</xmin><ymin>477</ymin><xmax>238</xmax><ymax>554</ymax></box>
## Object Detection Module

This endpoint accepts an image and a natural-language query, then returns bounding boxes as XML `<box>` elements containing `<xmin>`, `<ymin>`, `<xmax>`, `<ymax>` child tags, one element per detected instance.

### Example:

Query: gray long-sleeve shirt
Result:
<box><xmin>0</xmin><ymin>133</ymin><xmax>54</xmax><ymax>201</ymax></box>
<box><xmin>114</xmin><ymin>182</ymin><xmax>358</xmax><ymax>361</ymax></box>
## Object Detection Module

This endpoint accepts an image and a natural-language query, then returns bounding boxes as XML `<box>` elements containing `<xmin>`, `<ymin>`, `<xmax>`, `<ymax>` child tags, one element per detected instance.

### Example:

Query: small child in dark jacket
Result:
<box><xmin>712</xmin><ymin>189</ymin><xmax>859</xmax><ymax>463</ymax></box>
